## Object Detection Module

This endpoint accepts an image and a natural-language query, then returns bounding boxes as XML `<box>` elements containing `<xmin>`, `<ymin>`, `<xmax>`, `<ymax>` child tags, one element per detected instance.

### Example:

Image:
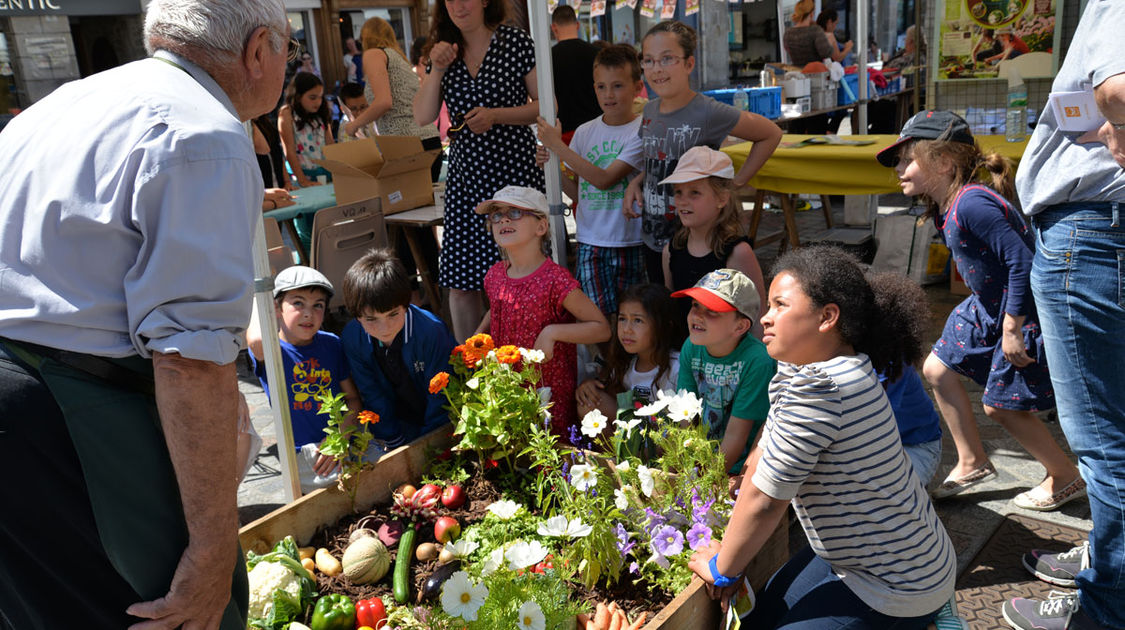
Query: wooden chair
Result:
<box><xmin>310</xmin><ymin>196</ymin><xmax>389</xmax><ymax>316</ymax></box>
<box><xmin>262</xmin><ymin>217</ymin><xmax>295</xmax><ymax>276</ymax></box>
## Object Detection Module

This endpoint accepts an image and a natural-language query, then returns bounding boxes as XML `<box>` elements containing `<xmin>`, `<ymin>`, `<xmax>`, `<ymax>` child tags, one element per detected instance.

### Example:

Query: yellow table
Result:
<box><xmin>722</xmin><ymin>134</ymin><xmax>1029</xmax><ymax>247</ymax></box>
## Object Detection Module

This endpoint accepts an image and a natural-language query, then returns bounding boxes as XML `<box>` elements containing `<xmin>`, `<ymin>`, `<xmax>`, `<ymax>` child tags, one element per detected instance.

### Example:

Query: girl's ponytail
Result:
<box><xmin>979</xmin><ymin>151</ymin><xmax>1016</xmax><ymax>205</ymax></box>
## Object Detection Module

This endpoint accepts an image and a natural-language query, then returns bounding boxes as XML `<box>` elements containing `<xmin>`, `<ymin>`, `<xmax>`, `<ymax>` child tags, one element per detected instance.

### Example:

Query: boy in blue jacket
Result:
<box><xmin>341</xmin><ymin>248</ymin><xmax>456</xmax><ymax>447</ymax></box>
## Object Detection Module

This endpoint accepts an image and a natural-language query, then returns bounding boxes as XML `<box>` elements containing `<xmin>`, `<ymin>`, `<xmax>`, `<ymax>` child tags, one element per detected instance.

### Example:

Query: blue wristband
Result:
<box><xmin>708</xmin><ymin>553</ymin><xmax>741</xmax><ymax>588</ymax></box>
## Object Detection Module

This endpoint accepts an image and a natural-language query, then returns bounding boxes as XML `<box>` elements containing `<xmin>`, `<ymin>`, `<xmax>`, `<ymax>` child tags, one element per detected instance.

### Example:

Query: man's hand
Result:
<box><xmin>1077</xmin><ymin>122</ymin><xmax>1125</xmax><ymax>169</ymax></box>
<box><xmin>126</xmin><ymin>543</ymin><xmax>235</xmax><ymax>630</ymax></box>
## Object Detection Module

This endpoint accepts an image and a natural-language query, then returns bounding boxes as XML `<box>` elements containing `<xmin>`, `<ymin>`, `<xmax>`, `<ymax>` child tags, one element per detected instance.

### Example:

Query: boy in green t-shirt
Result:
<box><xmin>673</xmin><ymin>269</ymin><xmax>776</xmax><ymax>473</ymax></box>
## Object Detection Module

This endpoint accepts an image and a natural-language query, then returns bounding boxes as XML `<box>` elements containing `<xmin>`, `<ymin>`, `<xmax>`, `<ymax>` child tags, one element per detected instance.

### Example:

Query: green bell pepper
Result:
<box><xmin>309</xmin><ymin>593</ymin><xmax>355</xmax><ymax>630</ymax></box>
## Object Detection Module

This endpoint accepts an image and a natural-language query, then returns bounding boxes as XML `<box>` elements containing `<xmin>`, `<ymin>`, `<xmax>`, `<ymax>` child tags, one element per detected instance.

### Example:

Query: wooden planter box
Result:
<box><xmin>238</xmin><ymin>428</ymin><xmax>789</xmax><ymax>629</ymax></box>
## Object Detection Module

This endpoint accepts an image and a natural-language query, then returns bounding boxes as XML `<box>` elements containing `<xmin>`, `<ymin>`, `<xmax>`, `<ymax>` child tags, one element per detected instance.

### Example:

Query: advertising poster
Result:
<box><xmin>661</xmin><ymin>0</ymin><xmax>677</xmax><ymax>19</ymax></box>
<box><xmin>640</xmin><ymin>0</ymin><xmax>657</xmax><ymax>18</ymax></box>
<box><xmin>591</xmin><ymin>0</ymin><xmax>606</xmax><ymax>17</ymax></box>
<box><xmin>613</xmin><ymin>2</ymin><xmax>636</xmax><ymax>43</ymax></box>
<box><xmin>685</xmin><ymin>0</ymin><xmax>699</xmax><ymax>16</ymax></box>
<box><xmin>548</xmin><ymin>0</ymin><xmax>560</xmax><ymax>13</ymax></box>
<box><xmin>934</xmin><ymin>0</ymin><xmax>1058</xmax><ymax>80</ymax></box>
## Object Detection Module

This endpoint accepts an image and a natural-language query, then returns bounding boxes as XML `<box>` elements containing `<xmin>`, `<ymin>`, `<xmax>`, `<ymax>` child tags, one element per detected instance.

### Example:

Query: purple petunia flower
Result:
<box><xmin>629</xmin><ymin>561</ymin><xmax>640</xmax><ymax>574</ymax></box>
<box><xmin>686</xmin><ymin>522</ymin><xmax>712</xmax><ymax>550</ymax></box>
<box><xmin>614</xmin><ymin>523</ymin><xmax>635</xmax><ymax>555</ymax></box>
<box><xmin>644</xmin><ymin>508</ymin><xmax>667</xmax><ymax>533</ymax></box>
<box><xmin>650</xmin><ymin>525</ymin><xmax>684</xmax><ymax>557</ymax></box>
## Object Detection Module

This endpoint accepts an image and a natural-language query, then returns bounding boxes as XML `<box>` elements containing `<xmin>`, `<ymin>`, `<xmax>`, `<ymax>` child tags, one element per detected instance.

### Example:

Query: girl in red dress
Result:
<box><xmin>475</xmin><ymin>186</ymin><xmax>610</xmax><ymax>440</ymax></box>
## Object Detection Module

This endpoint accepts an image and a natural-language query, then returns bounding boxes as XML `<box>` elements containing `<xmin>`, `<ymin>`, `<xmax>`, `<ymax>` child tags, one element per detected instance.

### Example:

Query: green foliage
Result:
<box><xmin>462</xmin><ymin>510</ymin><xmax>546</xmax><ymax>561</ymax></box>
<box><xmin>315</xmin><ymin>391</ymin><xmax>374</xmax><ymax>510</ymax></box>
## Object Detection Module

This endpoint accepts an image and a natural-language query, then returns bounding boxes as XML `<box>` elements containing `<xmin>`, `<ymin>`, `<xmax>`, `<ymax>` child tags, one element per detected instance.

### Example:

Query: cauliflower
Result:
<box><xmin>247</xmin><ymin>560</ymin><xmax>305</xmax><ymax>620</ymax></box>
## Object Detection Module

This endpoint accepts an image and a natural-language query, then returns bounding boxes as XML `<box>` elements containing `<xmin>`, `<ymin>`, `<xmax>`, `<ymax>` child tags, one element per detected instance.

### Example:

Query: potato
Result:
<box><xmin>298</xmin><ymin>546</ymin><xmax>316</xmax><ymax>561</ymax></box>
<box><xmin>315</xmin><ymin>547</ymin><xmax>342</xmax><ymax>576</ymax></box>
<box><xmin>415</xmin><ymin>542</ymin><xmax>439</xmax><ymax>562</ymax></box>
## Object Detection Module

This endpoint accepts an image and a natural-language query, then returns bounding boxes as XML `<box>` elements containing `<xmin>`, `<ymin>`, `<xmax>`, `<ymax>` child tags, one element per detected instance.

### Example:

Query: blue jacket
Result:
<box><xmin>341</xmin><ymin>305</ymin><xmax>456</xmax><ymax>445</ymax></box>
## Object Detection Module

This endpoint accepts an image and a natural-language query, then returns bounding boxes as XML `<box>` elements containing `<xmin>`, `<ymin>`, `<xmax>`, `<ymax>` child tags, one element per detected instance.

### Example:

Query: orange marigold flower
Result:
<box><xmin>496</xmin><ymin>345</ymin><xmax>520</xmax><ymax>364</ymax></box>
<box><xmin>465</xmin><ymin>333</ymin><xmax>495</xmax><ymax>359</ymax></box>
<box><xmin>357</xmin><ymin>410</ymin><xmax>380</xmax><ymax>425</ymax></box>
<box><xmin>429</xmin><ymin>371</ymin><xmax>450</xmax><ymax>394</ymax></box>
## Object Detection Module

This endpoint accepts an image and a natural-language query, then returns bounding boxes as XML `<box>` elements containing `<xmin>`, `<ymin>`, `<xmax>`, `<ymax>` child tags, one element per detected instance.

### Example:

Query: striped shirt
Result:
<box><xmin>751</xmin><ymin>355</ymin><xmax>956</xmax><ymax>617</ymax></box>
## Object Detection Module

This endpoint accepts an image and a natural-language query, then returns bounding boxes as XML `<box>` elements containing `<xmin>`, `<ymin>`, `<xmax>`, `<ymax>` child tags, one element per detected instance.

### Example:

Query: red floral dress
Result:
<box><xmin>484</xmin><ymin>259</ymin><xmax>579</xmax><ymax>438</ymax></box>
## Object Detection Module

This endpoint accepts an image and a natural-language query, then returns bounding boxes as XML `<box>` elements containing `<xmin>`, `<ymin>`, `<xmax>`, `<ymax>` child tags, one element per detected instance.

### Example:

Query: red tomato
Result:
<box><xmin>440</xmin><ymin>484</ymin><xmax>466</xmax><ymax>509</ymax></box>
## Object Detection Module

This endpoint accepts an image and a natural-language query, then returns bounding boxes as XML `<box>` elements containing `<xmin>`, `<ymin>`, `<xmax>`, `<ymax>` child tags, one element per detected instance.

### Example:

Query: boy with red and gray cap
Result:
<box><xmin>673</xmin><ymin>268</ymin><xmax>775</xmax><ymax>474</ymax></box>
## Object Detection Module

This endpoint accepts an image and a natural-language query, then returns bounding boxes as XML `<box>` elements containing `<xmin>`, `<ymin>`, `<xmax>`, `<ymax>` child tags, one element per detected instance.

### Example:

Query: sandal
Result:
<box><xmin>931</xmin><ymin>462</ymin><xmax>997</xmax><ymax>499</ymax></box>
<box><xmin>1013</xmin><ymin>476</ymin><xmax>1087</xmax><ymax>512</ymax></box>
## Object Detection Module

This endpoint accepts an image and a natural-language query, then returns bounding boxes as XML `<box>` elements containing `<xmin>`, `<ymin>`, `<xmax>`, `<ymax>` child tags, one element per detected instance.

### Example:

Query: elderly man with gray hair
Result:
<box><xmin>0</xmin><ymin>0</ymin><xmax>290</xmax><ymax>627</ymax></box>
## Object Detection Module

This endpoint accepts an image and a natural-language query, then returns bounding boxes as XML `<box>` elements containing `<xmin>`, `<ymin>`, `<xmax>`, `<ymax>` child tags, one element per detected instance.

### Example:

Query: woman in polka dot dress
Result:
<box><xmin>414</xmin><ymin>0</ymin><xmax>545</xmax><ymax>341</ymax></box>
<box><xmin>877</xmin><ymin>111</ymin><xmax>1083</xmax><ymax>512</ymax></box>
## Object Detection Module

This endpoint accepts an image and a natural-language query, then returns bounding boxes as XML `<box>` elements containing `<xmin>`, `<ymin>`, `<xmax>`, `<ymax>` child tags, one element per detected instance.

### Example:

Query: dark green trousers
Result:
<box><xmin>0</xmin><ymin>340</ymin><xmax>247</xmax><ymax>629</ymax></box>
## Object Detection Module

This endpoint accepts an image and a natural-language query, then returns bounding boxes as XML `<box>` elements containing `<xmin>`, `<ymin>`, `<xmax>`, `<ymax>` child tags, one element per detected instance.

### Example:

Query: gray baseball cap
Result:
<box><xmin>273</xmin><ymin>265</ymin><xmax>334</xmax><ymax>298</ymax></box>
<box><xmin>671</xmin><ymin>268</ymin><xmax>760</xmax><ymax>320</ymax></box>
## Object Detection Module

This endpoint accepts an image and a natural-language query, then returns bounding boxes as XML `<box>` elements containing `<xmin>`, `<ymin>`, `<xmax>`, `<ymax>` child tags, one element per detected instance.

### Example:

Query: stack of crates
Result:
<box><xmin>806</xmin><ymin>71</ymin><xmax>836</xmax><ymax>111</ymax></box>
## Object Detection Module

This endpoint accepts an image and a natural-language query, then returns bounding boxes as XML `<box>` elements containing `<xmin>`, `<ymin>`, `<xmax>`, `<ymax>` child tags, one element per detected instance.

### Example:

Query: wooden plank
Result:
<box><xmin>238</xmin><ymin>427</ymin><xmax>453</xmax><ymax>555</ymax></box>
<box><xmin>642</xmin><ymin>578</ymin><xmax>720</xmax><ymax>630</ymax></box>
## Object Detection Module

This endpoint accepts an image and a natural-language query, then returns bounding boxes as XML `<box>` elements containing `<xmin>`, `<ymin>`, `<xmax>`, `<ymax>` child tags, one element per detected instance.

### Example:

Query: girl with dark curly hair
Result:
<box><xmin>688</xmin><ymin>246</ymin><xmax>956</xmax><ymax>629</ymax></box>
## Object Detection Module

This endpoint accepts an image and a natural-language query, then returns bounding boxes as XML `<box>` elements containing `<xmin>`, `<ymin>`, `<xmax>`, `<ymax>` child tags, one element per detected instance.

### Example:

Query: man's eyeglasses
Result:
<box><xmin>640</xmin><ymin>55</ymin><xmax>685</xmax><ymax>70</ymax></box>
<box><xmin>488</xmin><ymin>208</ymin><xmax>533</xmax><ymax>223</ymax></box>
<box><xmin>287</xmin><ymin>38</ymin><xmax>301</xmax><ymax>62</ymax></box>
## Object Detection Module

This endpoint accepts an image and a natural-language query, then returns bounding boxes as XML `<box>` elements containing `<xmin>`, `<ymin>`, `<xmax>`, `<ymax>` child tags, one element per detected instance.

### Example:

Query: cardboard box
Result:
<box><xmin>314</xmin><ymin>135</ymin><xmax>437</xmax><ymax>214</ymax></box>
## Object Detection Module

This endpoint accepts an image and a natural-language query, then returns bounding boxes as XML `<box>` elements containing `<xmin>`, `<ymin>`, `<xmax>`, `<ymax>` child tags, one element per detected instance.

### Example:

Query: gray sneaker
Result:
<box><xmin>1022</xmin><ymin>541</ymin><xmax>1090</xmax><ymax>588</ymax></box>
<box><xmin>1002</xmin><ymin>591</ymin><xmax>1102</xmax><ymax>630</ymax></box>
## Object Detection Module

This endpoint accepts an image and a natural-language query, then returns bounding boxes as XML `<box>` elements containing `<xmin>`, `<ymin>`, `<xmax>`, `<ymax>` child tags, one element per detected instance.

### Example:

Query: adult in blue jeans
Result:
<box><xmin>1002</xmin><ymin>2</ymin><xmax>1125</xmax><ymax>628</ymax></box>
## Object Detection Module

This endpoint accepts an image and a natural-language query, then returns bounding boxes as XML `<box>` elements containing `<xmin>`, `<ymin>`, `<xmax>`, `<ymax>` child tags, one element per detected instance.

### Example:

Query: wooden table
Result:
<box><xmin>723</xmin><ymin>134</ymin><xmax>1030</xmax><ymax>248</ymax></box>
<box><xmin>384</xmin><ymin>204</ymin><xmax>444</xmax><ymax>315</ymax></box>
<box><xmin>264</xmin><ymin>186</ymin><xmax>446</xmax><ymax>314</ymax></box>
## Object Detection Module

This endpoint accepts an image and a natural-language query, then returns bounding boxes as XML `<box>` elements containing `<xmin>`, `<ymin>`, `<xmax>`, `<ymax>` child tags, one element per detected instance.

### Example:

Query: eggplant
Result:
<box><xmin>418</xmin><ymin>559</ymin><xmax>462</xmax><ymax>603</ymax></box>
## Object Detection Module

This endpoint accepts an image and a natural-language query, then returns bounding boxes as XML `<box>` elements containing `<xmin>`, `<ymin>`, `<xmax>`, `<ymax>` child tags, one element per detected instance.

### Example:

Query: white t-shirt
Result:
<box><xmin>568</xmin><ymin>115</ymin><xmax>644</xmax><ymax>247</ymax></box>
<box><xmin>623</xmin><ymin>352</ymin><xmax>679</xmax><ymax>405</ymax></box>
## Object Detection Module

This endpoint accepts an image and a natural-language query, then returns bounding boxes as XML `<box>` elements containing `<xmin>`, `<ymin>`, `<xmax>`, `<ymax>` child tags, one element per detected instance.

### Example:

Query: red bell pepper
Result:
<box><xmin>355</xmin><ymin>597</ymin><xmax>386</xmax><ymax>629</ymax></box>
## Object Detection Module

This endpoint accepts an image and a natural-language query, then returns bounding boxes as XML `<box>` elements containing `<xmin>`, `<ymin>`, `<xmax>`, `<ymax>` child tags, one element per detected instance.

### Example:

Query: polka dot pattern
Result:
<box><xmin>439</xmin><ymin>25</ymin><xmax>546</xmax><ymax>291</ymax></box>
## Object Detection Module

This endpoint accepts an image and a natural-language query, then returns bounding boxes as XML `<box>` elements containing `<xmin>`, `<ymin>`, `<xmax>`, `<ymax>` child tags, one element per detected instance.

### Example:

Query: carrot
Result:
<box><xmin>627</xmin><ymin>612</ymin><xmax>649</xmax><ymax>630</ymax></box>
<box><xmin>593</xmin><ymin>603</ymin><xmax>609</xmax><ymax>629</ymax></box>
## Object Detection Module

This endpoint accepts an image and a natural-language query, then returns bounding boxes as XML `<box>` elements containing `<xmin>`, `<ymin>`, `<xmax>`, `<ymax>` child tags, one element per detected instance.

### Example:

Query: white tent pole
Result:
<box><xmin>528</xmin><ymin>0</ymin><xmax>567</xmax><ymax>267</ymax></box>
<box><xmin>856</xmin><ymin>0</ymin><xmax>868</xmax><ymax>133</ymax></box>
<box><xmin>251</xmin><ymin>215</ymin><xmax>301</xmax><ymax>503</ymax></box>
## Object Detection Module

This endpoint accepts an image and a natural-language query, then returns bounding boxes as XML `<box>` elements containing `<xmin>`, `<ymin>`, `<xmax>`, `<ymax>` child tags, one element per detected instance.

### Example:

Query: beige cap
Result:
<box><xmin>671</xmin><ymin>268</ymin><xmax>759</xmax><ymax>320</ymax></box>
<box><xmin>657</xmin><ymin>146</ymin><xmax>735</xmax><ymax>186</ymax></box>
<box><xmin>474</xmin><ymin>185</ymin><xmax>549</xmax><ymax>216</ymax></box>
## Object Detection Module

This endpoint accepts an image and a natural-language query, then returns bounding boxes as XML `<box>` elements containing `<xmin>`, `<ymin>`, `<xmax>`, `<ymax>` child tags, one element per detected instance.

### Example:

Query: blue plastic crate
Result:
<box><xmin>875</xmin><ymin>76</ymin><xmax>903</xmax><ymax>97</ymax></box>
<box><xmin>748</xmin><ymin>86</ymin><xmax>781</xmax><ymax>119</ymax></box>
<box><xmin>703</xmin><ymin>88</ymin><xmax>739</xmax><ymax>106</ymax></box>
<box><xmin>838</xmin><ymin>73</ymin><xmax>860</xmax><ymax>105</ymax></box>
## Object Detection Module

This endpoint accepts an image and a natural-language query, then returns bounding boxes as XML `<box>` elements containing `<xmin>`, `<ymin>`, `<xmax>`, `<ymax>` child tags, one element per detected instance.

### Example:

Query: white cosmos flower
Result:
<box><xmin>537</xmin><ymin>515</ymin><xmax>591</xmax><ymax>538</ymax></box>
<box><xmin>486</xmin><ymin>349</ymin><xmax>497</xmax><ymax>362</ymax></box>
<box><xmin>613</xmin><ymin>416</ymin><xmax>643</xmax><ymax>437</ymax></box>
<box><xmin>634</xmin><ymin>389</ymin><xmax>672</xmax><ymax>416</ymax></box>
<box><xmin>581</xmin><ymin>409</ymin><xmax>608</xmax><ymax>437</ymax></box>
<box><xmin>486</xmin><ymin>499</ymin><xmax>523</xmax><ymax>520</ymax></box>
<box><xmin>466</xmin><ymin>377</ymin><xmax>480</xmax><ymax>390</ymax></box>
<box><xmin>521</xmin><ymin>348</ymin><xmax>546</xmax><ymax>363</ymax></box>
<box><xmin>614</xmin><ymin>486</ymin><xmax>630</xmax><ymax>510</ymax></box>
<box><xmin>569</xmin><ymin>463</ymin><xmax>598</xmax><ymax>492</ymax></box>
<box><xmin>637</xmin><ymin>465</ymin><xmax>655</xmax><ymax>497</ymax></box>
<box><xmin>537</xmin><ymin>515</ymin><xmax>570</xmax><ymax>537</ymax></box>
<box><xmin>616</xmin><ymin>460</ymin><xmax>631</xmax><ymax>472</ymax></box>
<box><xmin>444</xmin><ymin>539</ymin><xmax>479</xmax><ymax>559</ymax></box>
<box><xmin>481</xmin><ymin>547</ymin><xmax>506</xmax><ymax>576</ymax></box>
<box><xmin>666</xmin><ymin>390</ymin><xmax>703</xmax><ymax>422</ymax></box>
<box><xmin>440</xmin><ymin>571</ymin><xmax>489</xmax><ymax>621</ymax></box>
<box><xmin>506</xmin><ymin>540</ymin><xmax>549</xmax><ymax>570</ymax></box>
<box><xmin>518</xmin><ymin>600</ymin><xmax>546</xmax><ymax>630</ymax></box>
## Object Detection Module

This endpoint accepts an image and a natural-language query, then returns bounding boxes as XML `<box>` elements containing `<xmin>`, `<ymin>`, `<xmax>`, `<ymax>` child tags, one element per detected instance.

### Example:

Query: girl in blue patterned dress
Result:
<box><xmin>413</xmin><ymin>0</ymin><xmax>545</xmax><ymax>341</ymax></box>
<box><xmin>877</xmin><ymin>111</ymin><xmax>1083</xmax><ymax>511</ymax></box>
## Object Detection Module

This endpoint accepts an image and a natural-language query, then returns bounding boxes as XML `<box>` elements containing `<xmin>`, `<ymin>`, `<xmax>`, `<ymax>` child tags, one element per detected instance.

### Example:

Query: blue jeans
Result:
<box><xmin>746</xmin><ymin>546</ymin><xmax>940</xmax><ymax>629</ymax></box>
<box><xmin>1031</xmin><ymin>202</ymin><xmax>1125</xmax><ymax>629</ymax></box>
<box><xmin>903</xmin><ymin>438</ymin><xmax>942</xmax><ymax>488</ymax></box>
